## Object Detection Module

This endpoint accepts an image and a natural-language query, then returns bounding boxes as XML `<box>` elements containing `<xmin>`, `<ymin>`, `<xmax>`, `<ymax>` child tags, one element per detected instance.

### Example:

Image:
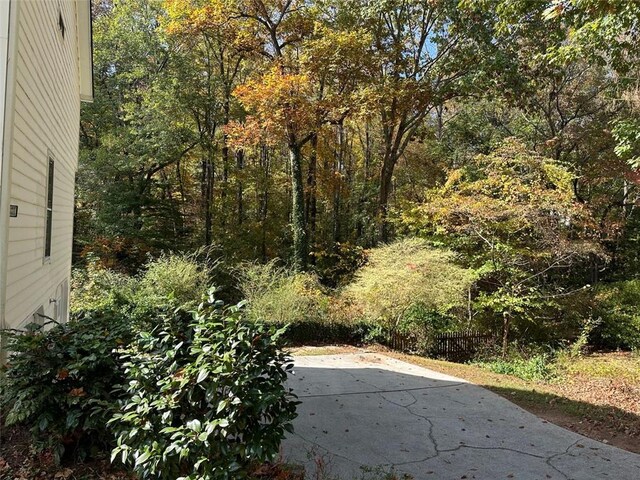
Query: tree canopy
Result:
<box><xmin>77</xmin><ymin>0</ymin><xmax>640</xmax><ymax>345</ymax></box>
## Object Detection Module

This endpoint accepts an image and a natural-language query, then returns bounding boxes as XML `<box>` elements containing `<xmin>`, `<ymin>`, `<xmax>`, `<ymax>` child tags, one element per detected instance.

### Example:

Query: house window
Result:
<box><xmin>44</xmin><ymin>158</ymin><xmax>54</xmax><ymax>259</ymax></box>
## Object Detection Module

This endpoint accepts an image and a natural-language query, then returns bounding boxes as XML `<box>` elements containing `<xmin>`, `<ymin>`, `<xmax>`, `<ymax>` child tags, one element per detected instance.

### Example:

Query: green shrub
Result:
<box><xmin>0</xmin><ymin>311</ymin><xmax>131</xmax><ymax>462</ymax></box>
<box><xmin>268</xmin><ymin>319</ymin><xmax>374</xmax><ymax>345</ymax></box>
<box><xmin>109</xmin><ymin>291</ymin><xmax>298</xmax><ymax>480</ymax></box>
<box><xmin>395</xmin><ymin>305</ymin><xmax>456</xmax><ymax>355</ymax></box>
<box><xmin>134</xmin><ymin>253</ymin><xmax>211</xmax><ymax>311</ymax></box>
<box><xmin>71</xmin><ymin>253</ymin><xmax>212</xmax><ymax>320</ymax></box>
<box><xmin>591</xmin><ymin>280</ymin><xmax>640</xmax><ymax>350</ymax></box>
<box><xmin>474</xmin><ymin>353</ymin><xmax>556</xmax><ymax>381</ymax></box>
<box><xmin>341</xmin><ymin>238</ymin><xmax>474</xmax><ymax>330</ymax></box>
<box><xmin>237</xmin><ymin>260</ymin><xmax>329</xmax><ymax>324</ymax></box>
<box><xmin>70</xmin><ymin>260</ymin><xmax>134</xmax><ymax>315</ymax></box>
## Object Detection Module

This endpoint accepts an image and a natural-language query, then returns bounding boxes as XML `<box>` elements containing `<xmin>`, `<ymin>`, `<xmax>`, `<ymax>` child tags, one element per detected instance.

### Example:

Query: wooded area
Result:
<box><xmin>75</xmin><ymin>0</ymin><xmax>640</xmax><ymax>348</ymax></box>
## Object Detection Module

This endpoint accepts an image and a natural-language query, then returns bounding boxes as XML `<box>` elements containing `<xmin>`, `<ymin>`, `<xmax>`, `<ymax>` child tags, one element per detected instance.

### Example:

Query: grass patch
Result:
<box><xmin>472</xmin><ymin>353</ymin><xmax>557</xmax><ymax>381</ymax></box>
<box><xmin>556</xmin><ymin>351</ymin><xmax>640</xmax><ymax>383</ymax></box>
<box><xmin>288</xmin><ymin>345</ymin><xmax>364</xmax><ymax>356</ymax></box>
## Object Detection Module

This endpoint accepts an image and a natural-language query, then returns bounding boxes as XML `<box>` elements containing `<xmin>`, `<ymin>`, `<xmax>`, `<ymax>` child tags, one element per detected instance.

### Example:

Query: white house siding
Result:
<box><xmin>3</xmin><ymin>0</ymin><xmax>81</xmax><ymax>329</ymax></box>
<box><xmin>0</xmin><ymin>0</ymin><xmax>9</xmax><ymax>177</ymax></box>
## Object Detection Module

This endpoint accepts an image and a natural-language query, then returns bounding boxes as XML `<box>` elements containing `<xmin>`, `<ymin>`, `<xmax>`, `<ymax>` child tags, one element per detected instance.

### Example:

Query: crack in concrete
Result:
<box><xmin>543</xmin><ymin>440</ymin><xmax>582</xmax><ymax>480</ymax></box>
<box><xmin>437</xmin><ymin>443</ymin><xmax>547</xmax><ymax>459</ymax></box>
<box><xmin>297</xmin><ymin>382</ymin><xmax>466</xmax><ymax>399</ymax></box>
<box><xmin>343</xmin><ymin>368</ymin><xmax>389</xmax><ymax>393</ymax></box>
<box><xmin>391</xmin><ymin>442</ymin><xmax>573</xmax><ymax>480</ymax></box>
<box><xmin>287</xmin><ymin>356</ymin><xmax>640</xmax><ymax>479</ymax></box>
<box><xmin>296</xmin><ymin>380</ymin><xmax>440</xmax><ymax>470</ymax></box>
<box><xmin>373</xmin><ymin>386</ymin><xmax>576</xmax><ymax>480</ymax></box>
<box><xmin>377</xmin><ymin>388</ymin><xmax>440</xmax><ymax>469</ymax></box>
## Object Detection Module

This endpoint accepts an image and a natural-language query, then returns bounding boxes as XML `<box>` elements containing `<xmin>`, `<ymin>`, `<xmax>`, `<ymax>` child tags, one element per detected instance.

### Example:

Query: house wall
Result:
<box><xmin>2</xmin><ymin>0</ymin><xmax>81</xmax><ymax>329</ymax></box>
<box><xmin>0</xmin><ymin>1</ymin><xmax>9</xmax><ymax>176</ymax></box>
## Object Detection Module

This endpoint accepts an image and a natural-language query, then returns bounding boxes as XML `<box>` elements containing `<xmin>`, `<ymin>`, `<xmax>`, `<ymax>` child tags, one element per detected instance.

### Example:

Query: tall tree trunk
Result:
<box><xmin>289</xmin><ymin>142</ymin><xmax>307</xmax><ymax>270</ymax></box>
<box><xmin>378</xmin><ymin>152</ymin><xmax>395</xmax><ymax>242</ymax></box>
<box><xmin>236</xmin><ymin>149</ymin><xmax>244</xmax><ymax>226</ymax></box>
<box><xmin>260</xmin><ymin>145</ymin><xmax>270</xmax><ymax>261</ymax></box>
<box><xmin>221</xmin><ymin>99</ymin><xmax>230</xmax><ymax>227</ymax></box>
<box><xmin>364</xmin><ymin>119</ymin><xmax>372</xmax><ymax>181</ymax></box>
<box><xmin>131</xmin><ymin>180</ymin><xmax>144</xmax><ymax>232</ymax></box>
<box><xmin>356</xmin><ymin>121</ymin><xmax>373</xmax><ymax>242</ymax></box>
<box><xmin>176</xmin><ymin>159</ymin><xmax>186</xmax><ymax>204</ymax></box>
<box><xmin>435</xmin><ymin>104</ymin><xmax>445</xmax><ymax>141</ymax></box>
<box><xmin>202</xmin><ymin>155</ymin><xmax>214</xmax><ymax>245</ymax></box>
<box><xmin>345</xmin><ymin>133</ymin><xmax>356</xmax><ymax>242</ymax></box>
<box><xmin>333</xmin><ymin>122</ymin><xmax>345</xmax><ymax>245</ymax></box>
<box><xmin>305</xmin><ymin>134</ymin><xmax>318</xmax><ymax>263</ymax></box>
<box><xmin>502</xmin><ymin>311</ymin><xmax>511</xmax><ymax>358</ymax></box>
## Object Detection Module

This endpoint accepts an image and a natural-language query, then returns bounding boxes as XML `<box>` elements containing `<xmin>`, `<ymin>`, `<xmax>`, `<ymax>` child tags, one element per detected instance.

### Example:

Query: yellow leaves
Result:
<box><xmin>163</xmin><ymin>0</ymin><xmax>203</xmax><ymax>34</ymax></box>
<box><xmin>443</xmin><ymin>168</ymin><xmax>465</xmax><ymax>190</ymax></box>
<box><xmin>226</xmin><ymin>118</ymin><xmax>273</xmax><ymax>148</ymax></box>
<box><xmin>302</xmin><ymin>24</ymin><xmax>374</xmax><ymax>79</ymax></box>
<box><xmin>234</xmin><ymin>67</ymin><xmax>313</xmax><ymax>112</ymax></box>
<box><xmin>164</xmin><ymin>0</ymin><xmax>227</xmax><ymax>26</ymax></box>
<box><xmin>399</xmin><ymin>139</ymin><xmax>604</xmax><ymax>263</ymax></box>
<box><xmin>163</xmin><ymin>0</ymin><xmax>247</xmax><ymax>47</ymax></box>
<box><xmin>342</xmin><ymin>238</ymin><xmax>474</xmax><ymax>325</ymax></box>
<box><xmin>542</xmin><ymin>162</ymin><xmax>574</xmax><ymax>196</ymax></box>
<box><xmin>229</xmin><ymin>65</ymin><xmax>316</xmax><ymax>146</ymax></box>
<box><xmin>542</xmin><ymin>1</ymin><xmax>565</xmax><ymax>21</ymax></box>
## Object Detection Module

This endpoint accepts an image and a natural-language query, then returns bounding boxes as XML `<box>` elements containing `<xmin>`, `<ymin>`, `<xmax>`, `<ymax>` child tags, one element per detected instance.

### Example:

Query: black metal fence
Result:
<box><xmin>387</xmin><ymin>329</ymin><xmax>495</xmax><ymax>361</ymax></box>
<box><xmin>431</xmin><ymin>330</ymin><xmax>495</xmax><ymax>361</ymax></box>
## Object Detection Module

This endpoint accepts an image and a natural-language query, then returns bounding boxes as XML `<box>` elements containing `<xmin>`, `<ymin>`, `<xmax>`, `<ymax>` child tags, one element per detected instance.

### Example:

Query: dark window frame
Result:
<box><xmin>44</xmin><ymin>157</ymin><xmax>54</xmax><ymax>261</ymax></box>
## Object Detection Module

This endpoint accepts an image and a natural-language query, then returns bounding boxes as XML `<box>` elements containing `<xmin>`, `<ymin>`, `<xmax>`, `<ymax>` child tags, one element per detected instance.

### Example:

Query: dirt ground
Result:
<box><xmin>0</xmin><ymin>423</ymin><xmax>301</xmax><ymax>480</ymax></box>
<box><xmin>0</xmin><ymin>422</ymin><xmax>134</xmax><ymax>480</ymax></box>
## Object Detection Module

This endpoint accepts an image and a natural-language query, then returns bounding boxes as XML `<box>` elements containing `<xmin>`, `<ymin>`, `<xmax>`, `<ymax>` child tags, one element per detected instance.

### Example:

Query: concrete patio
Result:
<box><xmin>281</xmin><ymin>353</ymin><xmax>640</xmax><ymax>479</ymax></box>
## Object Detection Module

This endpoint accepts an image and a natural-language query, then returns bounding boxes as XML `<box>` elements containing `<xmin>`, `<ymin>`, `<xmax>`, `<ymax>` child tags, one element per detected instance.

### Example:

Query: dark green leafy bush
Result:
<box><xmin>395</xmin><ymin>305</ymin><xmax>456</xmax><ymax>355</ymax></box>
<box><xmin>312</xmin><ymin>242</ymin><xmax>367</xmax><ymax>288</ymax></box>
<box><xmin>272</xmin><ymin>319</ymin><xmax>373</xmax><ymax>345</ymax></box>
<box><xmin>109</xmin><ymin>291</ymin><xmax>298</xmax><ymax>480</ymax></box>
<box><xmin>591</xmin><ymin>280</ymin><xmax>640</xmax><ymax>350</ymax></box>
<box><xmin>0</xmin><ymin>311</ymin><xmax>131</xmax><ymax>462</ymax></box>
